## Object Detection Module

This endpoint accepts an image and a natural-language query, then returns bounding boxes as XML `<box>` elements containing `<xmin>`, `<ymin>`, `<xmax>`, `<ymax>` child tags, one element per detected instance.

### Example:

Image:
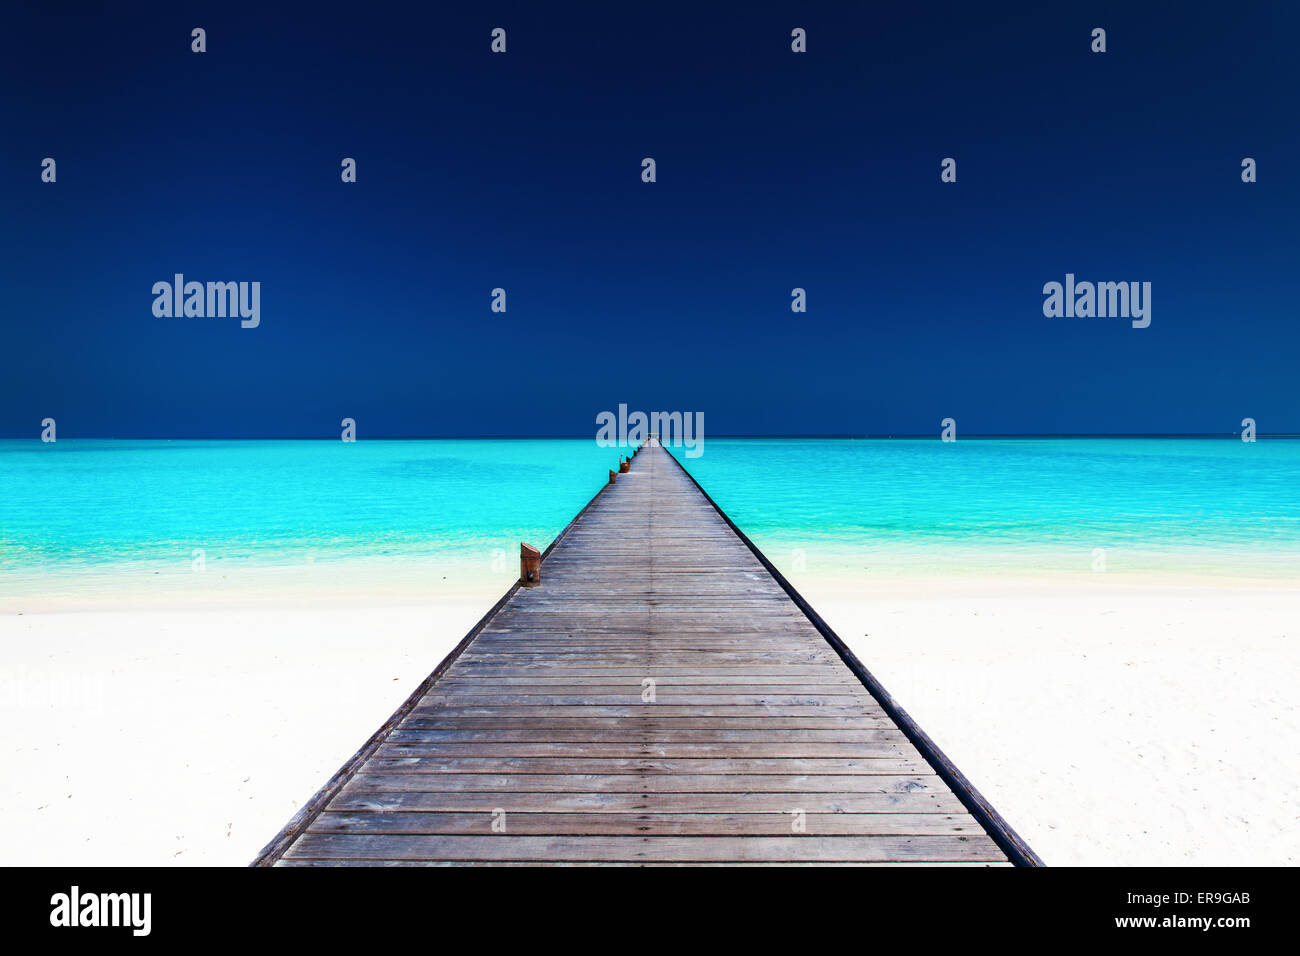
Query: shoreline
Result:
<box><xmin>5</xmin><ymin>554</ymin><xmax>1299</xmax><ymax>615</ymax></box>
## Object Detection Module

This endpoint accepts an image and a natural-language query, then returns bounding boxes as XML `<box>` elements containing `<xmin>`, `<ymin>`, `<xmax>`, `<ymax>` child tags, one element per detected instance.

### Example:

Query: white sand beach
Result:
<box><xmin>812</xmin><ymin>574</ymin><xmax>1300</xmax><ymax>866</ymax></box>
<box><xmin>1</xmin><ymin>570</ymin><xmax>1297</xmax><ymax>866</ymax></box>
<box><xmin>0</xmin><ymin>592</ymin><xmax>490</xmax><ymax>866</ymax></box>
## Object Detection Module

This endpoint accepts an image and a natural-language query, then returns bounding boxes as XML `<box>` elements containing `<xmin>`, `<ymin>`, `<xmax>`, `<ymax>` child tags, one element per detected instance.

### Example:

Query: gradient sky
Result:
<box><xmin>2</xmin><ymin>1</ymin><xmax>1297</xmax><ymax>437</ymax></box>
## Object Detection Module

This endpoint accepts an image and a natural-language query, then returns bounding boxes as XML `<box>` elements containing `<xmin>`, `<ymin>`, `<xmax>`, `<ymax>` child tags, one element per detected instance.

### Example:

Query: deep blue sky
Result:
<box><xmin>2</xmin><ymin>1</ymin><xmax>1296</xmax><ymax>437</ymax></box>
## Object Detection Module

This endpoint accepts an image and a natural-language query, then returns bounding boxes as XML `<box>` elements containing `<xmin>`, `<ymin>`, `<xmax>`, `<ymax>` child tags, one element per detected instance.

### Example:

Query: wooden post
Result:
<box><xmin>619</xmin><ymin>457</ymin><xmax>630</xmax><ymax>473</ymax></box>
<box><xmin>608</xmin><ymin>469</ymin><xmax>617</xmax><ymax>485</ymax></box>
<box><xmin>519</xmin><ymin>542</ymin><xmax>541</xmax><ymax>587</ymax></box>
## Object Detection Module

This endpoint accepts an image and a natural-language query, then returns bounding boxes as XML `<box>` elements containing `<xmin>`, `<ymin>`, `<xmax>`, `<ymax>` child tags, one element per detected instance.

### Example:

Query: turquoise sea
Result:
<box><xmin>2</xmin><ymin>439</ymin><xmax>1299</xmax><ymax>591</ymax></box>
<box><xmin>0</xmin><ymin>440</ymin><xmax>613</xmax><ymax>585</ymax></box>
<box><xmin>671</xmin><ymin>438</ymin><xmax>1300</xmax><ymax>577</ymax></box>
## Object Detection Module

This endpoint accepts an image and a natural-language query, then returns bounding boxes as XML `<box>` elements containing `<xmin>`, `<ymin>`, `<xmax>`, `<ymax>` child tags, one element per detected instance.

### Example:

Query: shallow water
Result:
<box><xmin>3</xmin><ymin>438</ymin><xmax>1298</xmax><ymax>592</ymax></box>
<box><xmin>670</xmin><ymin>438</ymin><xmax>1300</xmax><ymax>577</ymax></box>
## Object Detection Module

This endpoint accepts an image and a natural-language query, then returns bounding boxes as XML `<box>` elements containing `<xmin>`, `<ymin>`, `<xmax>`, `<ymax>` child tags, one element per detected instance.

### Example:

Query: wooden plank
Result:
<box><xmin>282</xmin><ymin>833</ymin><xmax>1006</xmax><ymax>863</ymax></box>
<box><xmin>391</xmin><ymin>724</ymin><xmax>902</xmax><ymax>737</ymax></box>
<box><xmin>326</xmin><ymin>790</ymin><xmax>967</xmax><ymax>814</ymax></box>
<box><xmin>364</xmin><ymin>757</ymin><xmax>926</xmax><ymax>773</ymax></box>
<box><xmin>436</xmin><ymin>686</ymin><xmax>864</xmax><ymax>694</ymax></box>
<box><xmin>344</xmin><ymin>772</ymin><xmax>940</xmax><ymax>793</ymax></box>
<box><xmin>308</xmin><ymin>811</ymin><xmax>981</xmax><ymax>836</ymax></box>
<box><xmin>416</xmin><ymin>695</ymin><xmax>873</xmax><ymax>707</ymax></box>
<box><xmin>408</xmin><ymin>706</ymin><xmax>884</xmax><ymax>718</ymax></box>
<box><xmin>275</xmin><ymin>860</ymin><xmax>1013</xmax><ymax>867</ymax></box>
<box><xmin>376</xmin><ymin>743</ymin><xmax>913</xmax><ymax>758</ymax></box>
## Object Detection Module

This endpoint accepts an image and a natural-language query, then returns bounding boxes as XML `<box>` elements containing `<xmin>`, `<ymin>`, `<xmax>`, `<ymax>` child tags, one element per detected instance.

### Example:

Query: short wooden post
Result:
<box><xmin>619</xmin><ymin>457</ymin><xmax>630</xmax><ymax>473</ymax></box>
<box><xmin>519</xmin><ymin>542</ymin><xmax>541</xmax><ymax>587</ymax></box>
<box><xmin>608</xmin><ymin>469</ymin><xmax>617</xmax><ymax>484</ymax></box>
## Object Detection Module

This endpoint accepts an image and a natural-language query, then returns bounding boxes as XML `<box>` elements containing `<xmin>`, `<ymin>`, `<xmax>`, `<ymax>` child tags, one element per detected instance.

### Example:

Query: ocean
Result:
<box><xmin>670</xmin><ymin>438</ymin><xmax>1300</xmax><ymax>577</ymax></box>
<box><xmin>0</xmin><ymin>439</ymin><xmax>612</xmax><ymax>603</ymax></box>
<box><xmin>3</xmin><ymin>438</ymin><xmax>1299</xmax><ymax>601</ymax></box>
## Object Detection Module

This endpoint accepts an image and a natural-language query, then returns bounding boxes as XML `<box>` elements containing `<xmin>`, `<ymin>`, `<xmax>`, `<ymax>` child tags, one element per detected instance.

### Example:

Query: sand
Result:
<box><xmin>1</xmin><ymin>572</ymin><xmax>1296</xmax><ymax>866</ymax></box>
<box><xmin>806</xmin><ymin>574</ymin><xmax>1300</xmax><ymax>866</ymax></box>
<box><xmin>0</xmin><ymin>597</ymin><xmax>492</xmax><ymax>866</ymax></box>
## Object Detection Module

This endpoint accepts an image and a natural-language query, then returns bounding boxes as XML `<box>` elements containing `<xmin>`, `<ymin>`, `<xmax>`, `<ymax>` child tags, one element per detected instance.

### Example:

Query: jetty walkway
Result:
<box><xmin>254</xmin><ymin>440</ymin><xmax>1039</xmax><ymax>866</ymax></box>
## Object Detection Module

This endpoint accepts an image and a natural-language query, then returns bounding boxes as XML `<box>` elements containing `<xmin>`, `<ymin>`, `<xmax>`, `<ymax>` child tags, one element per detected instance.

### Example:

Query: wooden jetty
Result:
<box><xmin>254</xmin><ymin>440</ymin><xmax>1041</xmax><ymax>866</ymax></box>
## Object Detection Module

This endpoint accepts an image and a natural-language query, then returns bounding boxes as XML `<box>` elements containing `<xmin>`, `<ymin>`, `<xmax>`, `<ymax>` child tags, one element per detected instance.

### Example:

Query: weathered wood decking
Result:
<box><xmin>255</xmin><ymin>440</ymin><xmax>1039</xmax><ymax>866</ymax></box>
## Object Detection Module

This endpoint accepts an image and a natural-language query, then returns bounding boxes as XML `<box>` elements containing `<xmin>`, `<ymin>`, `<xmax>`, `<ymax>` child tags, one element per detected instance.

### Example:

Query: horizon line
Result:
<box><xmin>4</xmin><ymin>433</ymin><xmax>1297</xmax><ymax>441</ymax></box>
